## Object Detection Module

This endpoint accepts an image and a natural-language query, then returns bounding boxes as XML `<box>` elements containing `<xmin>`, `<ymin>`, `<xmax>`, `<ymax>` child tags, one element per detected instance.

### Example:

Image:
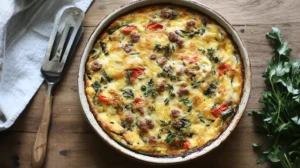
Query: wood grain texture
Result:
<box><xmin>0</xmin><ymin>0</ymin><xmax>300</xmax><ymax>167</ymax></box>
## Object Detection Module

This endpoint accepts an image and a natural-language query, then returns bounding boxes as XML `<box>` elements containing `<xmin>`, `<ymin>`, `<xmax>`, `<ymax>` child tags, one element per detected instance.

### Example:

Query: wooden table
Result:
<box><xmin>1</xmin><ymin>0</ymin><xmax>299</xmax><ymax>167</ymax></box>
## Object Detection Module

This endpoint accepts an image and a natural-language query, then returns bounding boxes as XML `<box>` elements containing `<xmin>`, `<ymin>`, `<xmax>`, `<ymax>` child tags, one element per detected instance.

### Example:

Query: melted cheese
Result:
<box><xmin>85</xmin><ymin>5</ymin><xmax>243</xmax><ymax>156</ymax></box>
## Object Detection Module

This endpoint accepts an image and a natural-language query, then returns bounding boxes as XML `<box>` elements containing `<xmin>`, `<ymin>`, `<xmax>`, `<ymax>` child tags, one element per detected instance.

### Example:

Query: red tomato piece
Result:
<box><xmin>134</xmin><ymin>98</ymin><xmax>143</xmax><ymax>104</ymax></box>
<box><xmin>182</xmin><ymin>56</ymin><xmax>198</xmax><ymax>64</ymax></box>
<box><xmin>218</xmin><ymin>63</ymin><xmax>232</xmax><ymax>76</ymax></box>
<box><xmin>127</xmin><ymin>68</ymin><xmax>145</xmax><ymax>82</ymax></box>
<box><xmin>182</xmin><ymin>140</ymin><xmax>190</xmax><ymax>149</ymax></box>
<box><xmin>146</xmin><ymin>23</ymin><xmax>163</xmax><ymax>30</ymax></box>
<box><xmin>122</xmin><ymin>26</ymin><xmax>137</xmax><ymax>34</ymax></box>
<box><xmin>98</xmin><ymin>94</ymin><xmax>110</xmax><ymax>104</ymax></box>
<box><xmin>211</xmin><ymin>104</ymin><xmax>228</xmax><ymax>118</ymax></box>
<box><xmin>207</xmin><ymin>18</ymin><xmax>212</xmax><ymax>24</ymax></box>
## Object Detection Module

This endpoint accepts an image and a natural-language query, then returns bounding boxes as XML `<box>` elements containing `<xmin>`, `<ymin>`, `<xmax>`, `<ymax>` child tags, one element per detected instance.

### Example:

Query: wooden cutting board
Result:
<box><xmin>1</xmin><ymin>0</ymin><xmax>299</xmax><ymax>167</ymax></box>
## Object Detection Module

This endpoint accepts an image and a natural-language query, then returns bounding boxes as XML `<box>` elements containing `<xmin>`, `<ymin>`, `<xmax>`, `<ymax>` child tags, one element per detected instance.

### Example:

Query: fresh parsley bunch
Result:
<box><xmin>250</xmin><ymin>27</ymin><xmax>300</xmax><ymax>168</ymax></box>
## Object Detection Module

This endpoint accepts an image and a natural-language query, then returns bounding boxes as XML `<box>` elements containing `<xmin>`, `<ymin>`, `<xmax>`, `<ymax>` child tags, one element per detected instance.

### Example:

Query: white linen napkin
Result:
<box><xmin>0</xmin><ymin>0</ymin><xmax>93</xmax><ymax>131</ymax></box>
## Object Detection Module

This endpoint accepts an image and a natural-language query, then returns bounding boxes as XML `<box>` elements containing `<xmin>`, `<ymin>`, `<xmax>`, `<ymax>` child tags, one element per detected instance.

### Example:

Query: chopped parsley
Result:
<box><xmin>102</xmin><ymin>70</ymin><xmax>112</xmax><ymax>82</ymax></box>
<box><xmin>91</xmin><ymin>48</ymin><xmax>100</xmax><ymax>59</ymax></box>
<box><xmin>207</xmin><ymin>48</ymin><xmax>215</xmax><ymax>57</ymax></box>
<box><xmin>157</xmin><ymin>67</ymin><xmax>177</xmax><ymax>81</ymax></box>
<box><xmin>122</xmin><ymin>89</ymin><xmax>135</xmax><ymax>99</ymax></box>
<box><xmin>91</xmin><ymin>81</ymin><xmax>101</xmax><ymax>92</ymax></box>
<box><xmin>166</xmin><ymin>84</ymin><xmax>174</xmax><ymax>90</ymax></box>
<box><xmin>164</xmin><ymin>97</ymin><xmax>169</xmax><ymax>105</ymax></box>
<box><xmin>141</xmin><ymin>85</ymin><xmax>146</xmax><ymax>91</ymax></box>
<box><xmin>150</xmin><ymin>106</ymin><xmax>156</xmax><ymax>112</ymax></box>
<box><xmin>207</xmin><ymin>48</ymin><xmax>219</xmax><ymax>63</ymax></box>
<box><xmin>220</xmin><ymin>108</ymin><xmax>235</xmax><ymax>120</ymax></box>
<box><xmin>160</xmin><ymin>120</ymin><xmax>171</xmax><ymax>126</ymax></box>
<box><xmin>165</xmin><ymin>131</ymin><xmax>185</xmax><ymax>148</ymax></box>
<box><xmin>204</xmin><ymin>83</ymin><xmax>217</xmax><ymax>96</ymax></box>
<box><xmin>166</xmin><ymin>84</ymin><xmax>175</xmax><ymax>97</ymax></box>
<box><xmin>86</xmin><ymin>72</ymin><xmax>92</xmax><ymax>80</ymax></box>
<box><xmin>198</xmin><ymin>48</ymin><xmax>206</xmax><ymax>54</ymax></box>
<box><xmin>175</xmin><ymin>30</ymin><xmax>202</xmax><ymax>38</ymax></box>
<box><xmin>191</xmin><ymin>80</ymin><xmax>204</xmax><ymax>88</ymax></box>
<box><xmin>153</xmin><ymin>43</ymin><xmax>175</xmax><ymax>57</ymax></box>
<box><xmin>180</xmin><ymin>98</ymin><xmax>192</xmax><ymax>112</ymax></box>
<box><xmin>173</xmin><ymin>118</ymin><xmax>191</xmax><ymax>130</ymax></box>
<box><xmin>142</xmin><ymin>78</ymin><xmax>157</xmax><ymax>97</ymax></box>
<box><xmin>198</xmin><ymin>114</ymin><xmax>206</xmax><ymax>123</ymax></box>
<box><xmin>125</xmin><ymin>71</ymin><xmax>132</xmax><ymax>84</ymax></box>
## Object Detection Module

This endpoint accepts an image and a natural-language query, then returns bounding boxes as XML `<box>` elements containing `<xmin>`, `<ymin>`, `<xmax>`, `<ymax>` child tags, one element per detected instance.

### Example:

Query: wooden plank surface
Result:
<box><xmin>1</xmin><ymin>0</ymin><xmax>300</xmax><ymax>167</ymax></box>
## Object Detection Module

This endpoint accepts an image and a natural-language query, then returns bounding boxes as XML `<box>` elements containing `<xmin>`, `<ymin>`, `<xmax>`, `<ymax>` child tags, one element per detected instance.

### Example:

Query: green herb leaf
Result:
<box><xmin>252</xmin><ymin>143</ymin><xmax>263</xmax><ymax>148</ymax></box>
<box><xmin>91</xmin><ymin>81</ymin><xmax>101</xmax><ymax>92</ymax></box>
<box><xmin>166</xmin><ymin>84</ymin><xmax>174</xmax><ymax>90</ymax></box>
<box><xmin>165</xmin><ymin>131</ymin><xmax>185</xmax><ymax>148</ymax></box>
<box><xmin>142</xmin><ymin>78</ymin><xmax>157</xmax><ymax>97</ymax></box>
<box><xmin>204</xmin><ymin>83</ymin><xmax>217</xmax><ymax>96</ymax></box>
<box><xmin>180</xmin><ymin>98</ymin><xmax>192</xmax><ymax>112</ymax></box>
<box><xmin>256</xmin><ymin>153</ymin><xmax>267</xmax><ymax>165</ymax></box>
<box><xmin>125</xmin><ymin>70</ymin><xmax>132</xmax><ymax>84</ymax></box>
<box><xmin>220</xmin><ymin>108</ymin><xmax>235</xmax><ymax>120</ymax></box>
<box><xmin>277</xmin><ymin>41</ymin><xmax>292</xmax><ymax>56</ymax></box>
<box><xmin>86</xmin><ymin>72</ymin><xmax>92</xmax><ymax>80</ymax></box>
<box><xmin>102</xmin><ymin>71</ymin><xmax>112</xmax><ymax>82</ymax></box>
<box><xmin>153</xmin><ymin>43</ymin><xmax>175</xmax><ymax>57</ymax></box>
<box><xmin>191</xmin><ymin>80</ymin><xmax>204</xmax><ymax>88</ymax></box>
<box><xmin>207</xmin><ymin>48</ymin><xmax>215</xmax><ymax>57</ymax></box>
<box><xmin>122</xmin><ymin>89</ymin><xmax>135</xmax><ymax>99</ymax></box>
<box><xmin>160</xmin><ymin>120</ymin><xmax>171</xmax><ymax>126</ymax></box>
<box><xmin>175</xmin><ymin>30</ymin><xmax>201</xmax><ymax>38</ymax></box>
<box><xmin>164</xmin><ymin>97</ymin><xmax>169</xmax><ymax>105</ymax></box>
<box><xmin>198</xmin><ymin>48</ymin><xmax>206</xmax><ymax>54</ymax></box>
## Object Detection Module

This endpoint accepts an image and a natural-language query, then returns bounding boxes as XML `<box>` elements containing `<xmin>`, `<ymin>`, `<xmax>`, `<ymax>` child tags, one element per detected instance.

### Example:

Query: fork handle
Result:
<box><xmin>32</xmin><ymin>95</ymin><xmax>53</xmax><ymax>168</ymax></box>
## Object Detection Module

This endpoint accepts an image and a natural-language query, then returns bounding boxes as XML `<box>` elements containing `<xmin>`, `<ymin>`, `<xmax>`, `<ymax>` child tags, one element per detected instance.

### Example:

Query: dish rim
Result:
<box><xmin>78</xmin><ymin>0</ymin><xmax>251</xmax><ymax>164</ymax></box>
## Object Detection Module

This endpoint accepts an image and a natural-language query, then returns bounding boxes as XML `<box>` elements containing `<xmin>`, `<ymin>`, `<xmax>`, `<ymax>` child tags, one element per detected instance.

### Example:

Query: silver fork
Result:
<box><xmin>31</xmin><ymin>7</ymin><xmax>84</xmax><ymax>168</ymax></box>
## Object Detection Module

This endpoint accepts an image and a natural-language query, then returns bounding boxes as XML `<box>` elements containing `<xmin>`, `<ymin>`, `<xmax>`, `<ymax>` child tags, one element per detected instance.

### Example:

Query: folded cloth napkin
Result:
<box><xmin>0</xmin><ymin>0</ymin><xmax>93</xmax><ymax>131</ymax></box>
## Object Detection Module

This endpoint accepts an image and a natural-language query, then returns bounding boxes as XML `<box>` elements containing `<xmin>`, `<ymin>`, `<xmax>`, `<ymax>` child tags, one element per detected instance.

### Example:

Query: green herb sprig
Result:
<box><xmin>250</xmin><ymin>27</ymin><xmax>300</xmax><ymax>168</ymax></box>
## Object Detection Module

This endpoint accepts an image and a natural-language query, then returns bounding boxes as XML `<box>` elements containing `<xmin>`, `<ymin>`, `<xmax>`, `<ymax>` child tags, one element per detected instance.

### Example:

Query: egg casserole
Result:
<box><xmin>85</xmin><ymin>5</ymin><xmax>243</xmax><ymax>156</ymax></box>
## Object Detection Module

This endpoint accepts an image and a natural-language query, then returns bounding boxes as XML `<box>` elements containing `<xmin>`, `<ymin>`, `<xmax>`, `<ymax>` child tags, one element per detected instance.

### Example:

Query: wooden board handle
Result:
<box><xmin>32</xmin><ymin>95</ymin><xmax>53</xmax><ymax>168</ymax></box>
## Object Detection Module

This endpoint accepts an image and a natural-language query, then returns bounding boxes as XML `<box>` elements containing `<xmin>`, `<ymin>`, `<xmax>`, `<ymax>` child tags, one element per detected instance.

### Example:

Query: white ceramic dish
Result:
<box><xmin>78</xmin><ymin>0</ymin><xmax>251</xmax><ymax>164</ymax></box>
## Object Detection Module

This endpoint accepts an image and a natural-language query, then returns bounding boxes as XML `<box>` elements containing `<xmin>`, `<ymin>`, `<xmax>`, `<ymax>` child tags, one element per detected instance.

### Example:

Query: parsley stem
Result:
<box><xmin>283</xmin><ymin>153</ymin><xmax>293</xmax><ymax>168</ymax></box>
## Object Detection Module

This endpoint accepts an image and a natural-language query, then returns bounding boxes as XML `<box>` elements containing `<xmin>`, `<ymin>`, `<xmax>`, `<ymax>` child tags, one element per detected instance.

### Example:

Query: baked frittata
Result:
<box><xmin>85</xmin><ymin>5</ymin><xmax>243</xmax><ymax>156</ymax></box>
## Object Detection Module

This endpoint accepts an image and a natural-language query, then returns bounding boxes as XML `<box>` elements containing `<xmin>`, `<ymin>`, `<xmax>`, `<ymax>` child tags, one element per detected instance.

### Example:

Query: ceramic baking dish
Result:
<box><xmin>78</xmin><ymin>0</ymin><xmax>251</xmax><ymax>164</ymax></box>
